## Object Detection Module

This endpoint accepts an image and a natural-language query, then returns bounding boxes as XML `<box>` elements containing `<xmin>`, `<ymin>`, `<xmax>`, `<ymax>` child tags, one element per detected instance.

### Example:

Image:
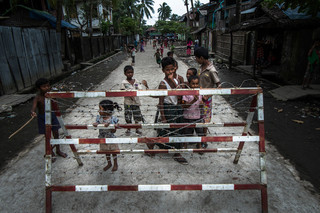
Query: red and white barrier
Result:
<box><xmin>44</xmin><ymin>88</ymin><xmax>268</xmax><ymax>213</ymax></box>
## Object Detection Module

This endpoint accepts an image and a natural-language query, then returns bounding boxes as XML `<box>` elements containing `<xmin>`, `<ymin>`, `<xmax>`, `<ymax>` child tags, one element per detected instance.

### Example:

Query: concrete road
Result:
<box><xmin>0</xmin><ymin>44</ymin><xmax>319</xmax><ymax>213</ymax></box>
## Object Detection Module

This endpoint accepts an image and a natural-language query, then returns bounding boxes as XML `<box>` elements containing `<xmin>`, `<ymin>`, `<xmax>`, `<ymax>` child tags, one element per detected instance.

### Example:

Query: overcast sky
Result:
<box><xmin>146</xmin><ymin>0</ymin><xmax>209</xmax><ymax>25</ymax></box>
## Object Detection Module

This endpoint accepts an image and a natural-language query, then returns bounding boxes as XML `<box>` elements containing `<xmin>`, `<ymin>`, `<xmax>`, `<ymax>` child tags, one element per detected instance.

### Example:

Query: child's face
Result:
<box><xmin>125</xmin><ymin>69</ymin><xmax>134</xmax><ymax>80</ymax></box>
<box><xmin>163</xmin><ymin>64</ymin><xmax>175</xmax><ymax>78</ymax></box>
<box><xmin>39</xmin><ymin>83</ymin><xmax>50</xmax><ymax>94</ymax></box>
<box><xmin>195</xmin><ymin>56</ymin><xmax>203</xmax><ymax>64</ymax></box>
<box><xmin>189</xmin><ymin>78</ymin><xmax>199</xmax><ymax>89</ymax></box>
<box><xmin>99</xmin><ymin>105</ymin><xmax>111</xmax><ymax>116</ymax></box>
<box><xmin>186</xmin><ymin>70</ymin><xmax>194</xmax><ymax>80</ymax></box>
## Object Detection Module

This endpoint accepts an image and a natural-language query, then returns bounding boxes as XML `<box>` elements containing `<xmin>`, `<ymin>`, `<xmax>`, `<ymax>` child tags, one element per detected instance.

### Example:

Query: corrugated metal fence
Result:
<box><xmin>0</xmin><ymin>26</ymin><xmax>63</xmax><ymax>95</ymax></box>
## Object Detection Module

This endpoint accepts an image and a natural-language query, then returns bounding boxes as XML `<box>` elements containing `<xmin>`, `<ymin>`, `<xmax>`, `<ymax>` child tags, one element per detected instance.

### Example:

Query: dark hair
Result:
<box><xmin>35</xmin><ymin>78</ymin><xmax>49</xmax><ymax>89</ymax></box>
<box><xmin>161</xmin><ymin>57</ymin><xmax>175</xmax><ymax>69</ymax></box>
<box><xmin>99</xmin><ymin>100</ymin><xmax>122</xmax><ymax>113</ymax></box>
<box><xmin>167</xmin><ymin>51</ymin><xmax>173</xmax><ymax>57</ymax></box>
<box><xmin>188</xmin><ymin>75</ymin><xmax>199</xmax><ymax>83</ymax></box>
<box><xmin>188</xmin><ymin>68</ymin><xmax>197</xmax><ymax>76</ymax></box>
<box><xmin>124</xmin><ymin>65</ymin><xmax>134</xmax><ymax>73</ymax></box>
<box><xmin>194</xmin><ymin>47</ymin><xmax>209</xmax><ymax>59</ymax></box>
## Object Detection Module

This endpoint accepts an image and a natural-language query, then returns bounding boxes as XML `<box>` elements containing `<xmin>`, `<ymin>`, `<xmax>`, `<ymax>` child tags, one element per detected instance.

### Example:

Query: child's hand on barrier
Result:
<box><xmin>104</xmin><ymin>123</ymin><xmax>110</xmax><ymax>127</ymax></box>
<box><xmin>31</xmin><ymin>111</ymin><xmax>37</xmax><ymax>117</ymax></box>
<box><xmin>93</xmin><ymin>122</ymin><xmax>98</xmax><ymax>127</ymax></box>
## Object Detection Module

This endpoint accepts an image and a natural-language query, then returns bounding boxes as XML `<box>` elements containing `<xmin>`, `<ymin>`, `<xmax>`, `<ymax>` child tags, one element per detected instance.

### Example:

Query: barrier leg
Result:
<box><xmin>46</xmin><ymin>187</ymin><xmax>52</xmax><ymax>213</ymax></box>
<box><xmin>69</xmin><ymin>144</ymin><xmax>84</xmax><ymax>166</ymax></box>
<box><xmin>234</xmin><ymin>95</ymin><xmax>257</xmax><ymax>164</ymax></box>
<box><xmin>261</xmin><ymin>185</ymin><xmax>268</xmax><ymax>213</ymax></box>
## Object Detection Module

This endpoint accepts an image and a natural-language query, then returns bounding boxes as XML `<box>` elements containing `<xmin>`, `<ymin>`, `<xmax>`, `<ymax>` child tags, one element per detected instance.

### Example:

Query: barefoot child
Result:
<box><xmin>31</xmin><ymin>78</ymin><xmax>67</xmax><ymax>160</ymax></box>
<box><xmin>93</xmin><ymin>100</ymin><xmax>122</xmax><ymax>171</ymax></box>
<box><xmin>120</xmin><ymin>65</ymin><xmax>149</xmax><ymax>135</ymax></box>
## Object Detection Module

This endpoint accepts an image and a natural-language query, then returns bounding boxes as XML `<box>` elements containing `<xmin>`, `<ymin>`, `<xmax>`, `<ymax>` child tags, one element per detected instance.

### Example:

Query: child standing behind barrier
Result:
<box><xmin>93</xmin><ymin>100</ymin><xmax>122</xmax><ymax>172</ymax></box>
<box><xmin>31</xmin><ymin>78</ymin><xmax>67</xmax><ymax>161</ymax></box>
<box><xmin>181</xmin><ymin>75</ymin><xmax>205</xmax><ymax>150</ymax></box>
<box><xmin>120</xmin><ymin>65</ymin><xmax>149</xmax><ymax>136</ymax></box>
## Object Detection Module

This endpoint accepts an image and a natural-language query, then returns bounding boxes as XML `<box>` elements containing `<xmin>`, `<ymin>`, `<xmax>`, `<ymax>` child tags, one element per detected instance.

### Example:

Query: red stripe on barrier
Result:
<box><xmin>168</xmin><ymin>90</ymin><xmax>199</xmax><ymax>96</ymax></box>
<box><xmin>106</xmin><ymin>91</ymin><xmax>137</xmax><ymax>97</ymax></box>
<box><xmin>51</xmin><ymin>186</ymin><xmax>76</xmax><ymax>191</ymax></box>
<box><xmin>193</xmin><ymin>149</ymin><xmax>218</xmax><ymax>153</ymax></box>
<box><xmin>138</xmin><ymin>137</ymin><xmax>170</xmax><ymax>143</ymax></box>
<box><xmin>145</xmin><ymin>149</ymin><xmax>169</xmax><ymax>154</ymax></box>
<box><xmin>108</xmin><ymin>185</ymin><xmax>138</xmax><ymax>191</ymax></box>
<box><xmin>47</xmin><ymin>93</ymin><xmax>74</xmax><ymax>98</ymax></box>
<box><xmin>223</xmin><ymin>122</ymin><xmax>246</xmax><ymax>127</ymax></box>
<box><xmin>79</xmin><ymin>138</ymin><xmax>106</xmax><ymax>144</ymax></box>
<box><xmin>202</xmin><ymin>136</ymin><xmax>233</xmax><ymax>142</ymax></box>
<box><xmin>171</xmin><ymin>185</ymin><xmax>202</xmax><ymax>190</ymax></box>
<box><xmin>45</xmin><ymin>125</ymin><xmax>52</xmax><ymax>155</ymax></box>
<box><xmin>258</xmin><ymin>122</ymin><xmax>266</xmax><ymax>152</ymax></box>
<box><xmin>97</xmin><ymin>150</ymin><xmax>121</xmax><ymax>154</ymax></box>
<box><xmin>234</xmin><ymin>184</ymin><xmax>262</xmax><ymax>190</ymax></box>
<box><xmin>65</xmin><ymin>125</ymin><xmax>89</xmax><ymax>129</ymax></box>
<box><xmin>231</xmin><ymin>89</ymin><xmax>262</xmax><ymax>94</ymax></box>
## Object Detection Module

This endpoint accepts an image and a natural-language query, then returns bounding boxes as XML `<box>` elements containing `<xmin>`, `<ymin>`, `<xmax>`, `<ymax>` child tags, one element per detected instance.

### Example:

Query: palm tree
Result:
<box><xmin>184</xmin><ymin>0</ymin><xmax>190</xmax><ymax>27</ymax></box>
<box><xmin>138</xmin><ymin>0</ymin><xmax>154</xmax><ymax>28</ymax></box>
<box><xmin>158</xmin><ymin>2</ymin><xmax>171</xmax><ymax>21</ymax></box>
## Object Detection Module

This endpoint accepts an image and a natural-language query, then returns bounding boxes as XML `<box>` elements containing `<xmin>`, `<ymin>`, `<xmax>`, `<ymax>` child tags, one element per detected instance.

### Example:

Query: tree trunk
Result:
<box><xmin>185</xmin><ymin>0</ymin><xmax>190</xmax><ymax>27</ymax></box>
<box><xmin>190</xmin><ymin>0</ymin><xmax>195</xmax><ymax>27</ymax></box>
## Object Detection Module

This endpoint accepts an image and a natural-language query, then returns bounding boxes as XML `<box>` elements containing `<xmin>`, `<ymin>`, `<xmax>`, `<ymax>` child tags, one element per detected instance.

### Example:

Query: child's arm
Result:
<box><xmin>141</xmin><ymin>80</ymin><xmax>149</xmax><ymax>89</ymax></box>
<box><xmin>31</xmin><ymin>96</ymin><xmax>38</xmax><ymax>117</ymax></box>
<box><xmin>158</xmin><ymin>82</ymin><xmax>167</xmax><ymax>122</ymax></box>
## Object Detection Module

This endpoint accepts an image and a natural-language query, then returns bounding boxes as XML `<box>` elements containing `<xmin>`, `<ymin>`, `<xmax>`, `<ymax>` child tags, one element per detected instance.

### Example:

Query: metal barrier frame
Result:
<box><xmin>44</xmin><ymin>88</ymin><xmax>267</xmax><ymax>213</ymax></box>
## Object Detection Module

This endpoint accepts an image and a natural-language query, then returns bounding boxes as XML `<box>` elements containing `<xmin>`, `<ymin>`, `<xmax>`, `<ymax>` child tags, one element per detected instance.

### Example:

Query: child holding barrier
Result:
<box><xmin>120</xmin><ymin>65</ymin><xmax>149</xmax><ymax>135</ymax></box>
<box><xmin>93</xmin><ymin>100</ymin><xmax>122</xmax><ymax>172</ymax></box>
<box><xmin>181</xmin><ymin>75</ymin><xmax>205</xmax><ymax>151</ymax></box>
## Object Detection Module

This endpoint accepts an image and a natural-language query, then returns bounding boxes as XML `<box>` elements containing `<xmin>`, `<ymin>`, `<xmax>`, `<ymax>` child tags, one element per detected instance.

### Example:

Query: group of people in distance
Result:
<box><xmin>31</xmin><ymin>46</ymin><xmax>220</xmax><ymax>171</ymax></box>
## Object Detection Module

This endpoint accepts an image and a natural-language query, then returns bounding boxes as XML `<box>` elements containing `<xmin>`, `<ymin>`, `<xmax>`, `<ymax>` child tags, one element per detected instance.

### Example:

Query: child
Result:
<box><xmin>302</xmin><ymin>39</ymin><xmax>320</xmax><ymax>89</ymax></box>
<box><xmin>181</xmin><ymin>75</ymin><xmax>205</xmax><ymax>150</ymax></box>
<box><xmin>186</xmin><ymin>68</ymin><xmax>198</xmax><ymax>82</ymax></box>
<box><xmin>31</xmin><ymin>78</ymin><xmax>67</xmax><ymax>161</ymax></box>
<box><xmin>131</xmin><ymin>46</ymin><xmax>136</xmax><ymax>66</ymax></box>
<box><xmin>120</xmin><ymin>65</ymin><xmax>149</xmax><ymax>135</ymax></box>
<box><xmin>194</xmin><ymin>47</ymin><xmax>221</xmax><ymax>142</ymax></box>
<box><xmin>154</xmin><ymin>49</ymin><xmax>161</xmax><ymax>67</ymax></box>
<box><xmin>93</xmin><ymin>100</ymin><xmax>122</xmax><ymax>171</ymax></box>
<box><xmin>186</xmin><ymin>38</ymin><xmax>193</xmax><ymax>56</ymax></box>
<box><xmin>155</xmin><ymin>57</ymin><xmax>188</xmax><ymax>165</ymax></box>
<box><xmin>160</xmin><ymin>44</ymin><xmax>164</xmax><ymax>57</ymax></box>
<box><xmin>167</xmin><ymin>51</ymin><xmax>174</xmax><ymax>58</ymax></box>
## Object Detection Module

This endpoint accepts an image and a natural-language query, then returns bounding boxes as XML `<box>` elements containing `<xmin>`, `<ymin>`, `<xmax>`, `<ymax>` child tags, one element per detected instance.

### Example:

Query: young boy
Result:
<box><xmin>31</xmin><ymin>78</ymin><xmax>67</xmax><ymax>160</ymax></box>
<box><xmin>154</xmin><ymin>49</ymin><xmax>161</xmax><ymax>67</ymax></box>
<box><xmin>120</xmin><ymin>65</ymin><xmax>148</xmax><ymax>135</ymax></box>
<box><xmin>131</xmin><ymin>46</ymin><xmax>136</xmax><ymax>66</ymax></box>
<box><xmin>181</xmin><ymin>75</ymin><xmax>205</xmax><ymax>150</ymax></box>
<box><xmin>155</xmin><ymin>57</ymin><xmax>188</xmax><ymax>165</ymax></box>
<box><xmin>194</xmin><ymin>47</ymin><xmax>221</xmax><ymax>141</ymax></box>
<box><xmin>167</xmin><ymin>51</ymin><xmax>174</xmax><ymax>58</ymax></box>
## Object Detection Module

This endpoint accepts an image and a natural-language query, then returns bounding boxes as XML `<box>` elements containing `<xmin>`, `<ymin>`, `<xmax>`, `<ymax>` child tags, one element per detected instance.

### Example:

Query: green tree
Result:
<box><xmin>264</xmin><ymin>0</ymin><xmax>320</xmax><ymax>17</ymax></box>
<box><xmin>194</xmin><ymin>0</ymin><xmax>202</xmax><ymax>9</ymax></box>
<box><xmin>170</xmin><ymin>13</ymin><xmax>180</xmax><ymax>21</ymax></box>
<box><xmin>158</xmin><ymin>2</ymin><xmax>172</xmax><ymax>21</ymax></box>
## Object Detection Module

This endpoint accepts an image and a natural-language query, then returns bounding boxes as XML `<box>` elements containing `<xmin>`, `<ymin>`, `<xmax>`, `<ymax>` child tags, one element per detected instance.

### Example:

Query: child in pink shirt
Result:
<box><xmin>181</xmin><ymin>75</ymin><xmax>205</xmax><ymax>149</ymax></box>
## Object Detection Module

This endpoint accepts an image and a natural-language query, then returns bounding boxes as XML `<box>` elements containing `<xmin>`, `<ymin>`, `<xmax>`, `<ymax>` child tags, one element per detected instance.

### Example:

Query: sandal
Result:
<box><xmin>173</xmin><ymin>154</ymin><xmax>188</xmax><ymax>165</ymax></box>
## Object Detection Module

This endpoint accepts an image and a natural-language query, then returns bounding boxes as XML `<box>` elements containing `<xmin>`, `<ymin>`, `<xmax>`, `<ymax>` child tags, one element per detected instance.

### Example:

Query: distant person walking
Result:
<box><xmin>302</xmin><ymin>39</ymin><xmax>320</xmax><ymax>89</ymax></box>
<box><xmin>186</xmin><ymin>37</ymin><xmax>193</xmax><ymax>56</ymax></box>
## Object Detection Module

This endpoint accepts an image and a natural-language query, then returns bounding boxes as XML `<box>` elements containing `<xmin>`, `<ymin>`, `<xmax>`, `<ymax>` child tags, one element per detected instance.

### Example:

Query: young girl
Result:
<box><xmin>93</xmin><ymin>100</ymin><xmax>122</xmax><ymax>171</ymax></box>
<box><xmin>131</xmin><ymin>46</ymin><xmax>136</xmax><ymax>66</ymax></box>
<box><xmin>160</xmin><ymin>44</ymin><xmax>164</xmax><ymax>57</ymax></box>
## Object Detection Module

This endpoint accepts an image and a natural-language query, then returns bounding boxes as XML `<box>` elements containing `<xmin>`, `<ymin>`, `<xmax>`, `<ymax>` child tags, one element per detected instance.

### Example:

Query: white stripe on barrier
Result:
<box><xmin>138</xmin><ymin>185</ymin><xmax>171</xmax><ymax>191</ymax></box>
<box><xmin>199</xmin><ymin>89</ymin><xmax>232</xmax><ymax>95</ymax></box>
<box><xmin>74</xmin><ymin>91</ymin><xmax>106</xmax><ymax>98</ymax></box>
<box><xmin>232</xmin><ymin>136</ymin><xmax>259</xmax><ymax>142</ymax></box>
<box><xmin>202</xmin><ymin>184</ymin><xmax>234</xmax><ymax>190</ymax></box>
<box><xmin>169</xmin><ymin>137</ymin><xmax>202</xmax><ymax>143</ymax></box>
<box><xmin>76</xmin><ymin>185</ymin><xmax>108</xmax><ymax>191</ymax></box>
<box><xmin>137</xmin><ymin>90</ymin><xmax>168</xmax><ymax>97</ymax></box>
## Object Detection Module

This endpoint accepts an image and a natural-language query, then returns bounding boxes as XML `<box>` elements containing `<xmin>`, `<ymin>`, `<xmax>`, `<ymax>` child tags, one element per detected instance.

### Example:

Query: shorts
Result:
<box><xmin>37</xmin><ymin>113</ymin><xmax>60</xmax><ymax>134</ymax></box>
<box><xmin>124</xmin><ymin>104</ymin><xmax>142</xmax><ymax>123</ymax></box>
<box><xmin>132</xmin><ymin>56</ymin><xmax>135</xmax><ymax>63</ymax></box>
<box><xmin>183</xmin><ymin>118</ymin><xmax>205</xmax><ymax>136</ymax></box>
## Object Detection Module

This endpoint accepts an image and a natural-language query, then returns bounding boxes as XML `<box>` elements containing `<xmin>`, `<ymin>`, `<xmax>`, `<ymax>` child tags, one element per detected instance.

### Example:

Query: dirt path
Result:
<box><xmin>0</xmin><ymin>44</ymin><xmax>319</xmax><ymax>212</ymax></box>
